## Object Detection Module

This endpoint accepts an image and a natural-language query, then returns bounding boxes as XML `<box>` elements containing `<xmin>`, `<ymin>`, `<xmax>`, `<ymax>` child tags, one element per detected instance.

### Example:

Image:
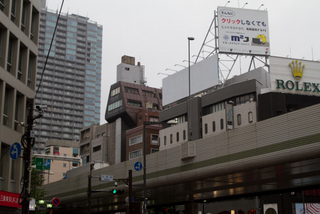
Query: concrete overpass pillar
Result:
<box><xmin>185</xmin><ymin>202</ymin><xmax>198</xmax><ymax>214</ymax></box>
<box><xmin>280</xmin><ymin>193</ymin><xmax>293</xmax><ymax>214</ymax></box>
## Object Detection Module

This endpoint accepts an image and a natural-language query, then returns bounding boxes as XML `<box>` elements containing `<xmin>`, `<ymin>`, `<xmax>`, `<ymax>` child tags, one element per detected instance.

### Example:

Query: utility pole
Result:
<box><xmin>21</xmin><ymin>98</ymin><xmax>44</xmax><ymax>214</ymax></box>
<box><xmin>21</xmin><ymin>98</ymin><xmax>34</xmax><ymax>214</ymax></box>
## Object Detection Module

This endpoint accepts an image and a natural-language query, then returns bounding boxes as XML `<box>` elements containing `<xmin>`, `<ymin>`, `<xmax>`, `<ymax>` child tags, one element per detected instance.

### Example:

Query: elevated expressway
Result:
<box><xmin>43</xmin><ymin>104</ymin><xmax>320</xmax><ymax>213</ymax></box>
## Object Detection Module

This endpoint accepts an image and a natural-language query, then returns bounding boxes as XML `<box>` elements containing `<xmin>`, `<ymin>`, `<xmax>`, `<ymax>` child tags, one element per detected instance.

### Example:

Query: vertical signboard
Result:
<box><xmin>217</xmin><ymin>6</ymin><xmax>270</xmax><ymax>56</ymax></box>
<box><xmin>226</xmin><ymin>103</ymin><xmax>234</xmax><ymax>130</ymax></box>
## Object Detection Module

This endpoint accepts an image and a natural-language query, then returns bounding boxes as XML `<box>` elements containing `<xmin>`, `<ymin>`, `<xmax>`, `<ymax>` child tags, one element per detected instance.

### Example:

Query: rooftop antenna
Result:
<box><xmin>224</xmin><ymin>1</ymin><xmax>230</xmax><ymax>7</ymax></box>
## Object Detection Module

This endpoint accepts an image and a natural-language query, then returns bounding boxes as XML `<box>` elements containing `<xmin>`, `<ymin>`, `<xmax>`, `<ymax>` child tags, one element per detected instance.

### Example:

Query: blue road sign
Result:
<box><xmin>43</xmin><ymin>159</ymin><xmax>51</xmax><ymax>170</ymax></box>
<box><xmin>134</xmin><ymin>162</ymin><xmax>143</xmax><ymax>171</ymax></box>
<box><xmin>10</xmin><ymin>142</ymin><xmax>21</xmax><ymax>160</ymax></box>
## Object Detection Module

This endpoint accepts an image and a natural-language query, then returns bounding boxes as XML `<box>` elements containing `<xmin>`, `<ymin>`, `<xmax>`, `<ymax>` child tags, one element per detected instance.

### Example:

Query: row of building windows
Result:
<box><xmin>204</xmin><ymin>112</ymin><xmax>254</xmax><ymax>134</ymax></box>
<box><xmin>128</xmin><ymin>148</ymin><xmax>159</xmax><ymax>160</ymax></box>
<box><xmin>108</xmin><ymin>100</ymin><xmax>122</xmax><ymax>111</ymax></box>
<box><xmin>1</xmin><ymin>0</ymin><xmax>39</xmax><ymax>43</ymax></box>
<box><xmin>1</xmin><ymin>82</ymin><xmax>26</xmax><ymax>133</ymax></box>
<box><xmin>128</xmin><ymin>134</ymin><xmax>159</xmax><ymax>146</ymax></box>
<box><xmin>163</xmin><ymin>131</ymin><xmax>187</xmax><ymax>146</ymax></box>
<box><xmin>0</xmin><ymin>31</ymin><xmax>37</xmax><ymax>89</ymax></box>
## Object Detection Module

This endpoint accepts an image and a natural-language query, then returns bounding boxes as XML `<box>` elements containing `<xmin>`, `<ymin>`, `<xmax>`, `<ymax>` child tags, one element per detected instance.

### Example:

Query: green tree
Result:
<box><xmin>30</xmin><ymin>169</ymin><xmax>48</xmax><ymax>213</ymax></box>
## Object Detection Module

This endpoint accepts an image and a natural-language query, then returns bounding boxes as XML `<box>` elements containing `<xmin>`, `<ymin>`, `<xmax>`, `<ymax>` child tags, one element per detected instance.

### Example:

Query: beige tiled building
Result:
<box><xmin>0</xmin><ymin>0</ymin><xmax>41</xmax><ymax>213</ymax></box>
<box><xmin>42</xmin><ymin>139</ymin><xmax>80</xmax><ymax>184</ymax></box>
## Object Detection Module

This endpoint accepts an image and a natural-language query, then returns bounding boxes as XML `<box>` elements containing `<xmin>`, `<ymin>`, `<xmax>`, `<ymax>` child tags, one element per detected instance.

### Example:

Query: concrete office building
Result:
<box><xmin>0</xmin><ymin>0</ymin><xmax>41</xmax><ymax>213</ymax></box>
<box><xmin>33</xmin><ymin>0</ymin><xmax>103</xmax><ymax>153</ymax></box>
<box><xmin>80</xmin><ymin>123</ymin><xmax>108</xmax><ymax>165</ymax></box>
<box><xmin>104</xmin><ymin>56</ymin><xmax>162</xmax><ymax>164</ymax></box>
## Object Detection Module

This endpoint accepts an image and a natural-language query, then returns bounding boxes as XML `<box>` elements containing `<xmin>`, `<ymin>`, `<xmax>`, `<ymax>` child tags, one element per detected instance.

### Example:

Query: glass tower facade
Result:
<box><xmin>34</xmin><ymin>7</ymin><xmax>102</xmax><ymax>153</ymax></box>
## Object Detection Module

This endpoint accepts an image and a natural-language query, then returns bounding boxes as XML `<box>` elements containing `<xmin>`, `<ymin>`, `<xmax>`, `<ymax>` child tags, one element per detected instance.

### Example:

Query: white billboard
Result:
<box><xmin>269</xmin><ymin>56</ymin><xmax>320</xmax><ymax>96</ymax></box>
<box><xmin>162</xmin><ymin>55</ymin><xmax>219</xmax><ymax>106</ymax></box>
<box><xmin>218</xmin><ymin>7</ymin><xmax>270</xmax><ymax>56</ymax></box>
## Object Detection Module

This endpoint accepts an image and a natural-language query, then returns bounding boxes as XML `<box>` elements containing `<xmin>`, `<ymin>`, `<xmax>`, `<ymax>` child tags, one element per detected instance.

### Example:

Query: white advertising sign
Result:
<box><xmin>218</xmin><ymin>7</ymin><xmax>270</xmax><ymax>56</ymax></box>
<box><xmin>162</xmin><ymin>55</ymin><xmax>219</xmax><ymax>106</ymax></box>
<box><xmin>269</xmin><ymin>56</ymin><xmax>320</xmax><ymax>96</ymax></box>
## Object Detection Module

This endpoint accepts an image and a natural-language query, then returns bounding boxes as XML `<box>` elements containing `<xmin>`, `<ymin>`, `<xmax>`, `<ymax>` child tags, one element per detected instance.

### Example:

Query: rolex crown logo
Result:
<box><xmin>289</xmin><ymin>60</ymin><xmax>305</xmax><ymax>80</ymax></box>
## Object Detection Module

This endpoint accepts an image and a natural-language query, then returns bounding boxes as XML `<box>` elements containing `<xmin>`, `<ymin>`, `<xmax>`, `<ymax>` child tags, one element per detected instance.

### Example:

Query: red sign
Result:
<box><xmin>52</xmin><ymin>197</ymin><xmax>60</xmax><ymax>206</ymax></box>
<box><xmin>0</xmin><ymin>190</ymin><xmax>22</xmax><ymax>208</ymax></box>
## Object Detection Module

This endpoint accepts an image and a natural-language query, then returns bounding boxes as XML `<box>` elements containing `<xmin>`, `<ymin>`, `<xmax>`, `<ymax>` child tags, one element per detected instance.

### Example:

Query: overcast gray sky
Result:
<box><xmin>45</xmin><ymin>0</ymin><xmax>320</xmax><ymax>125</ymax></box>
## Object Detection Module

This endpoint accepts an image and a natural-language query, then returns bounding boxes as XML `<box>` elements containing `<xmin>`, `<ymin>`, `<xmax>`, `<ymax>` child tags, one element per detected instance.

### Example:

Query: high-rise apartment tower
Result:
<box><xmin>34</xmin><ymin>1</ymin><xmax>102</xmax><ymax>153</ymax></box>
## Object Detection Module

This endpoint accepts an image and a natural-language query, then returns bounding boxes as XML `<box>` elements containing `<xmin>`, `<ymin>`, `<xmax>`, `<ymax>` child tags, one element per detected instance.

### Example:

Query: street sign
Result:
<box><xmin>52</xmin><ymin>197</ymin><xmax>60</xmax><ymax>206</ymax></box>
<box><xmin>43</xmin><ymin>159</ymin><xmax>51</xmax><ymax>170</ymax></box>
<box><xmin>100</xmin><ymin>175</ymin><xmax>113</xmax><ymax>181</ymax></box>
<box><xmin>36</xmin><ymin>158</ymin><xmax>51</xmax><ymax>170</ymax></box>
<box><xmin>10</xmin><ymin>142</ymin><xmax>21</xmax><ymax>160</ymax></box>
<box><xmin>35</xmin><ymin>158</ymin><xmax>43</xmax><ymax>170</ymax></box>
<box><xmin>134</xmin><ymin>162</ymin><xmax>143</xmax><ymax>171</ymax></box>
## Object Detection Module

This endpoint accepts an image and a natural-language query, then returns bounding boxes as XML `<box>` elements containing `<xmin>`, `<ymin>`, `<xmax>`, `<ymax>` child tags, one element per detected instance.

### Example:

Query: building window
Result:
<box><xmin>220</xmin><ymin>119</ymin><xmax>224</xmax><ymax>130</ymax></box>
<box><xmin>183</xmin><ymin>130</ymin><xmax>186</xmax><ymax>140</ymax></box>
<box><xmin>28</xmin><ymin>52</ymin><xmax>36</xmax><ymax>89</ymax></box>
<box><xmin>170</xmin><ymin>134</ymin><xmax>173</xmax><ymax>144</ymax></box>
<box><xmin>108</xmin><ymin>100</ymin><xmax>122</xmax><ymax>111</ymax></box>
<box><xmin>212</xmin><ymin>121</ymin><xmax>216</xmax><ymax>132</ymax></box>
<box><xmin>7</xmin><ymin>36</ymin><xmax>15</xmax><ymax>73</ymax></box>
<box><xmin>14</xmin><ymin>92</ymin><xmax>23</xmax><ymax>131</ymax></box>
<box><xmin>204</xmin><ymin>123</ymin><xmax>208</xmax><ymax>134</ymax></box>
<box><xmin>164</xmin><ymin>136</ymin><xmax>167</xmax><ymax>146</ymax></box>
<box><xmin>0</xmin><ymin>0</ymin><xmax>5</xmax><ymax>12</ymax></box>
<box><xmin>31</xmin><ymin>8</ymin><xmax>39</xmax><ymax>42</ymax></box>
<box><xmin>142</xmin><ymin>90</ymin><xmax>155</xmax><ymax>98</ymax></box>
<box><xmin>125</xmin><ymin>87</ymin><xmax>139</xmax><ymax>95</ymax></box>
<box><xmin>150</xmin><ymin>134</ymin><xmax>158</xmax><ymax>145</ymax></box>
<box><xmin>3</xmin><ymin>86</ymin><xmax>13</xmax><ymax>126</ymax></box>
<box><xmin>111</xmin><ymin>87</ymin><xmax>120</xmax><ymax>96</ymax></box>
<box><xmin>10</xmin><ymin>0</ymin><xmax>16</xmax><ymax>22</ymax></box>
<box><xmin>10</xmin><ymin>159</ymin><xmax>16</xmax><ymax>181</ymax></box>
<box><xmin>129</xmin><ymin>135</ymin><xmax>142</xmax><ymax>146</ymax></box>
<box><xmin>63</xmin><ymin>163</ymin><xmax>67</xmax><ymax>168</ymax></box>
<box><xmin>248</xmin><ymin>111</ymin><xmax>253</xmax><ymax>123</ymax></box>
<box><xmin>0</xmin><ymin>144</ymin><xmax>8</xmax><ymax>180</ymax></box>
<box><xmin>93</xmin><ymin>145</ymin><xmax>101</xmax><ymax>152</ymax></box>
<box><xmin>129</xmin><ymin>150</ymin><xmax>142</xmax><ymax>159</ymax></box>
<box><xmin>150</xmin><ymin>117</ymin><xmax>158</xmax><ymax>122</ymax></box>
<box><xmin>128</xmin><ymin>100</ymin><xmax>141</xmax><ymax>107</ymax></box>
<box><xmin>21</xmin><ymin>2</ymin><xmax>28</xmax><ymax>32</ymax></box>
<box><xmin>176</xmin><ymin>132</ymin><xmax>179</xmax><ymax>142</ymax></box>
<box><xmin>237</xmin><ymin>114</ymin><xmax>241</xmax><ymax>126</ymax></box>
<box><xmin>151</xmin><ymin>149</ymin><xmax>159</xmax><ymax>153</ymax></box>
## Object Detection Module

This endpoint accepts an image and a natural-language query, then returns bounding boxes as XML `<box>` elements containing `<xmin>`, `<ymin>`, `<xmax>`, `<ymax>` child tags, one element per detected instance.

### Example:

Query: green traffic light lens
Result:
<box><xmin>47</xmin><ymin>204</ymin><xmax>53</xmax><ymax>208</ymax></box>
<box><xmin>39</xmin><ymin>200</ymin><xmax>45</xmax><ymax>204</ymax></box>
<box><xmin>112</xmin><ymin>189</ymin><xmax>117</xmax><ymax>194</ymax></box>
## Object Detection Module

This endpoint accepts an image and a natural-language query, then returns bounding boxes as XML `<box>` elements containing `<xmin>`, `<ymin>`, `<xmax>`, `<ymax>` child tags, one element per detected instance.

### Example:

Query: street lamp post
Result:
<box><xmin>188</xmin><ymin>37</ymin><xmax>194</xmax><ymax>141</ymax></box>
<box><xmin>143</xmin><ymin>121</ymin><xmax>161</xmax><ymax>214</ymax></box>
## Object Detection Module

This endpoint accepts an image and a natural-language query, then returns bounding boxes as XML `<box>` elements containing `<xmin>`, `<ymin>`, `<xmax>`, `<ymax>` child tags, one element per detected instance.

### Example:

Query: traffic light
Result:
<box><xmin>111</xmin><ymin>189</ymin><xmax>124</xmax><ymax>194</ymax></box>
